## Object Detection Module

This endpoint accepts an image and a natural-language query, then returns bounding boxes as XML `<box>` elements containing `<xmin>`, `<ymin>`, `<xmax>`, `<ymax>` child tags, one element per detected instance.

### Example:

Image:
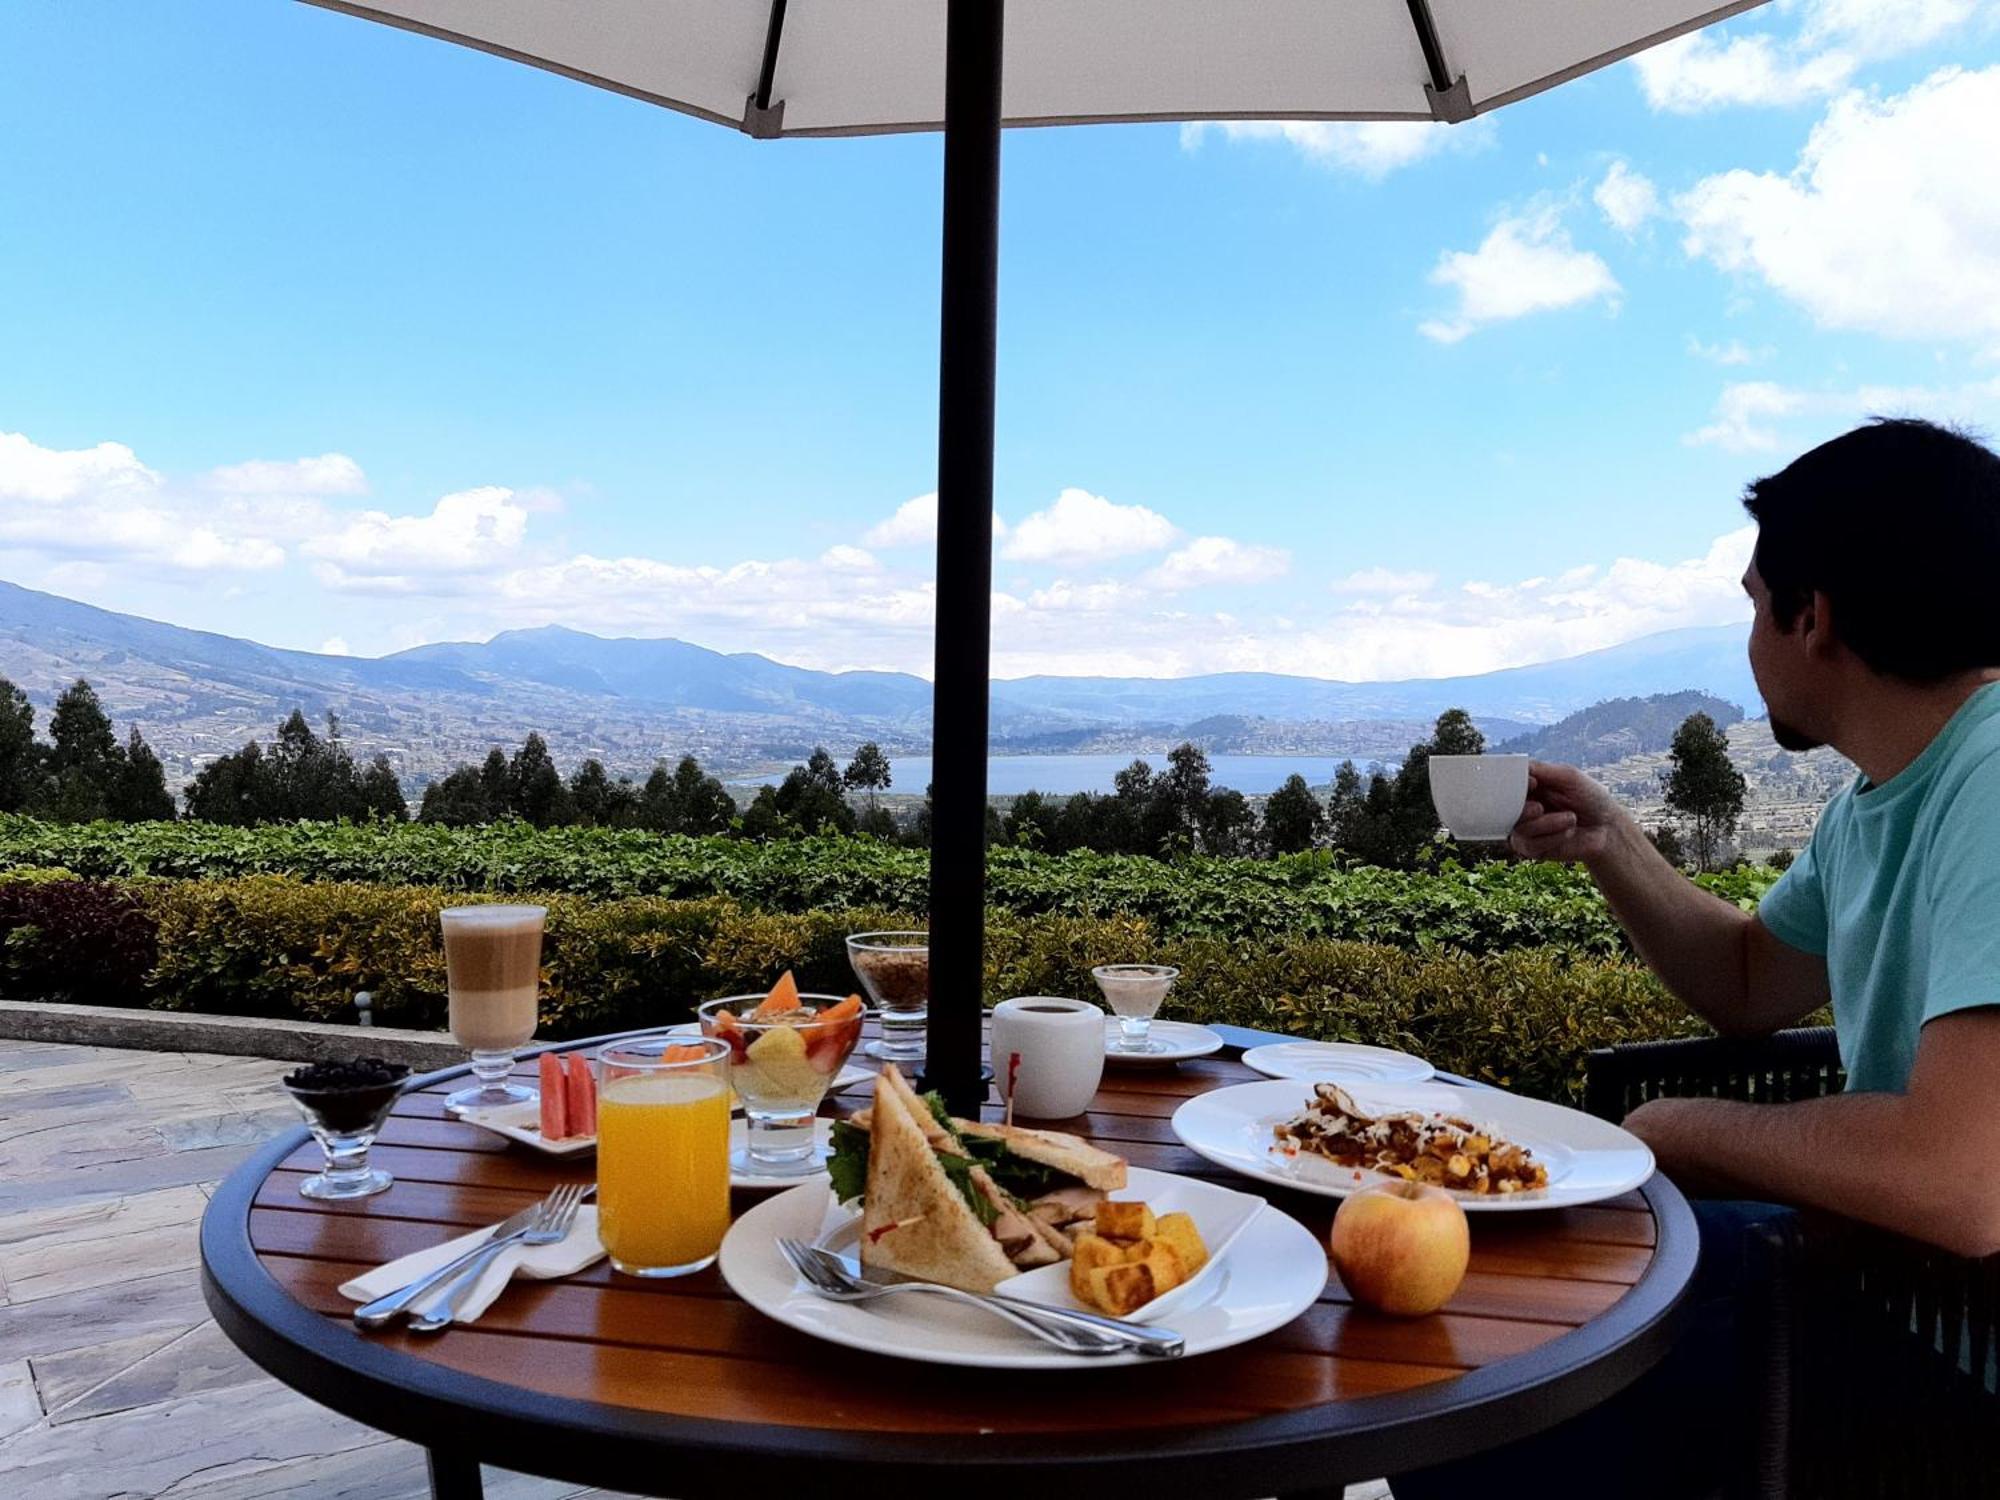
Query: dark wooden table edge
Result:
<box><xmin>202</xmin><ymin>1037</ymin><xmax>1701</xmax><ymax>1498</ymax></box>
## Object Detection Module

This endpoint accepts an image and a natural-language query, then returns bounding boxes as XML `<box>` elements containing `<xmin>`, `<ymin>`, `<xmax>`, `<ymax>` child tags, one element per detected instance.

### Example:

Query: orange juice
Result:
<box><xmin>597</xmin><ymin>1072</ymin><xmax>731</xmax><ymax>1274</ymax></box>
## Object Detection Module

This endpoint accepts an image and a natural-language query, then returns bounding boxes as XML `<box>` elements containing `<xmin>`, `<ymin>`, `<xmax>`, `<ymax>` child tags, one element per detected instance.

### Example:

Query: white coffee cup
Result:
<box><xmin>991</xmin><ymin>996</ymin><xmax>1106</xmax><ymax>1121</ymax></box>
<box><xmin>1428</xmin><ymin>753</ymin><xmax>1531</xmax><ymax>841</ymax></box>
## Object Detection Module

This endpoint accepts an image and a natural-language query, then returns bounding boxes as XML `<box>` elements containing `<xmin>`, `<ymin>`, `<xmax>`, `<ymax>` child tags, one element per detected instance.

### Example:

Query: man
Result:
<box><xmin>1396</xmin><ymin>418</ymin><xmax>2000</xmax><ymax>1498</ymax></box>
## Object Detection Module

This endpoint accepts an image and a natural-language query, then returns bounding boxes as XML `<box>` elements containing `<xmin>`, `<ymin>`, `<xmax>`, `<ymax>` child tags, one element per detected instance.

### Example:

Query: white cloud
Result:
<box><xmin>1685</xmin><ymin>374</ymin><xmax>2000</xmax><ymax>452</ymax></box>
<box><xmin>1686</xmin><ymin>336</ymin><xmax>1764</xmax><ymax>366</ymax></box>
<box><xmin>0</xmin><ymin>430</ymin><xmax>284</xmax><ymax>572</ymax></box>
<box><xmin>1631</xmin><ymin>0</ymin><xmax>1991</xmax><ymax>113</ymax></box>
<box><xmin>1633</xmin><ymin>31</ymin><xmax>1855</xmax><ymax>113</ymax></box>
<box><xmin>864</xmin><ymin>492</ymin><xmax>938</xmax><ymax>548</ymax></box>
<box><xmin>1144</xmin><ymin>537</ymin><xmax>1290</xmax><ymax>591</ymax></box>
<box><xmin>1684</xmin><ymin>381</ymin><xmax>1812</xmax><ymax>452</ymax></box>
<box><xmin>1419</xmin><ymin>207</ymin><xmax>1621</xmax><ymax>343</ymax></box>
<box><xmin>304</xmin><ymin>486</ymin><xmax>529</xmax><ymax>589</ymax></box>
<box><xmin>1331</xmin><ymin>566</ymin><xmax>1438</xmax><ymax>596</ymax></box>
<box><xmin>1594</xmin><ymin>161</ymin><xmax>1661</xmax><ymax>235</ymax></box>
<box><xmin>320</xmin><ymin>636</ymin><xmax>352</xmax><ymax>656</ymax></box>
<box><xmin>819</xmin><ymin>545</ymin><xmax>878</xmax><ymax>572</ymax></box>
<box><xmin>1180</xmin><ymin>118</ymin><xmax>1494</xmax><ymax>180</ymax></box>
<box><xmin>1678</xmin><ymin>67</ymin><xmax>2000</xmax><ymax>347</ymax></box>
<box><xmin>1000</xmin><ymin>488</ymin><xmax>1179</xmax><ymax>566</ymax></box>
<box><xmin>205</xmin><ymin>453</ymin><xmax>368</xmax><ymax>496</ymax></box>
<box><xmin>0</xmin><ymin>432</ymin><xmax>158</xmax><ymax>503</ymax></box>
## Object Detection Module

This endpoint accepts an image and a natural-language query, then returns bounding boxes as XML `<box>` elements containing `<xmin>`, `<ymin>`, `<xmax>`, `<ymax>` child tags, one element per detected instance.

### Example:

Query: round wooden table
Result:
<box><xmin>202</xmin><ymin>1023</ymin><xmax>1697</xmax><ymax>1500</ymax></box>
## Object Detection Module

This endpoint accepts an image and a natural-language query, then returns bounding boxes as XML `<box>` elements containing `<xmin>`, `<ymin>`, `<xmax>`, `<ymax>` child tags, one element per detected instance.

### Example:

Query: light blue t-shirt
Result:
<box><xmin>1758</xmin><ymin>680</ymin><xmax>2000</xmax><ymax>1093</ymax></box>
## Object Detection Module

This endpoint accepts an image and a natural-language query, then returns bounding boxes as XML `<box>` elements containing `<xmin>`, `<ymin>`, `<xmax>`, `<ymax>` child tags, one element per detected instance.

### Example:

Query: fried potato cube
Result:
<box><xmin>1093</xmin><ymin>1200</ymin><xmax>1156</xmax><ymax>1242</ymax></box>
<box><xmin>1082</xmin><ymin>1241</ymin><xmax>1186</xmax><ymax>1316</ymax></box>
<box><xmin>1068</xmin><ymin>1232</ymin><xmax>1129</xmax><ymax>1300</ymax></box>
<box><xmin>1153</xmin><ymin>1212</ymin><xmax>1209</xmax><ymax>1275</ymax></box>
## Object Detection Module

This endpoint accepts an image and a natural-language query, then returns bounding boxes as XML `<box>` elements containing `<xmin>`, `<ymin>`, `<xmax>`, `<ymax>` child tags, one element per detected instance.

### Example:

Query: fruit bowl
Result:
<box><xmin>698</xmin><ymin>975</ymin><xmax>866</xmax><ymax>1176</ymax></box>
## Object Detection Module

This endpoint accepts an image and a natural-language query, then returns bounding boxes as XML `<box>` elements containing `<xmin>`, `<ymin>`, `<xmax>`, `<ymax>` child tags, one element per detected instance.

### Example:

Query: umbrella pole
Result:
<box><xmin>921</xmin><ymin>0</ymin><xmax>1003</xmax><ymax>1117</ymax></box>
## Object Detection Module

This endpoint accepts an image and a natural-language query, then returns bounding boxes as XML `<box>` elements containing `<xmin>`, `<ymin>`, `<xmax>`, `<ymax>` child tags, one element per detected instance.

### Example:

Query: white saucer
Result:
<box><xmin>1102</xmin><ymin>1019</ymin><xmax>1225</xmax><ymax>1065</ymax></box>
<box><xmin>456</xmin><ymin>1104</ymin><xmax>833</xmax><ymax>1189</ymax></box>
<box><xmin>1240</xmin><ymin>1040</ymin><xmax>1435</xmax><ymax>1085</ymax></box>
<box><xmin>719</xmin><ymin>1166</ymin><xmax>1325</xmax><ymax>1368</ymax></box>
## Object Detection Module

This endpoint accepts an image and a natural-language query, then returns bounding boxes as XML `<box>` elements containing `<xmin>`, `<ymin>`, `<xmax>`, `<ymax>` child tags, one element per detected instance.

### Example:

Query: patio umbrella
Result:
<box><xmin>305</xmin><ymin>0</ymin><xmax>1771</xmax><ymax>1113</ymax></box>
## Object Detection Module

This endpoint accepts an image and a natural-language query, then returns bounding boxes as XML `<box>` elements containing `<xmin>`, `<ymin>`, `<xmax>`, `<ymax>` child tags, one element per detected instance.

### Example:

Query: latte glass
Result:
<box><xmin>440</xmin><ymin>904</ymin><xmax>545</xmax><ymax>1116</ymax></box>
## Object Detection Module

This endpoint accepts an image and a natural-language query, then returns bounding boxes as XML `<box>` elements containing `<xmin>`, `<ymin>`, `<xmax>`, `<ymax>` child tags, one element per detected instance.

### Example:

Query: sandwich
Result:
<box><xmin>828</xmin><ymin>1065</ymin><xmax>1127</xmax><ymax>1293</ymax></box>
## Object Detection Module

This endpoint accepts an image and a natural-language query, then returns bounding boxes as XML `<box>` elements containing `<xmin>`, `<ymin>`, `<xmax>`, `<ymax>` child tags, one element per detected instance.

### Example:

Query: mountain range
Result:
<box><xmin>0</xmin><ymin>577</ymin><xmax>1763</xmax><ymax>785</ymax></box>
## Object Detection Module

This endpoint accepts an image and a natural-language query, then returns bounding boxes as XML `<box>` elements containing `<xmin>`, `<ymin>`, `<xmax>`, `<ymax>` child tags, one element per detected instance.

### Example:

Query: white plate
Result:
<box><xmin>718</xmin><ymin>1166</ymin><xmax>1326</xmax><ymax>1369</ymax></box>
<box><xmin>459</xmin><ymin>1107</ymin><xmax>834</xmax><ymax>1190</ymax></box>
<box><xmin>1241</xmin><ymin>1041</ymin><xmax>1435</xmax><ymax>1085</ymax></box>
<box><xmin>1170</xmin><ymin>1079</ymin><xmax>1654</xmax><ymax>1213</ymax></box>
<box><xmin>1101</xmin><ymin>1019</ymin><xmax>1226</xmax><ymax>1065</ymax></box>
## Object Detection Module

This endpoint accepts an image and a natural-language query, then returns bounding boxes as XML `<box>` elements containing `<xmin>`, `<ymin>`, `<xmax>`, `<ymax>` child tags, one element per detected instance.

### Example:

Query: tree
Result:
<box><xmin>1662</xmin><ymin>712</ymin><xmax>1746</xmax><ymax>873</ymax></box>
<box><xmin>509</xmin><ymin>733</ymin><xmax>573</xmax><ymax>827</ymax></box>
<box><xmin>478</xmin><ymin>747</ymin><xmax>514</xmax><ymax>814</ymax></box>
<box><xmin>418</xmin><ymin>766</ymin><xmax>493</xmax><ymax>826</ymax></box>
<box><xmin>739</xmin><ymin>784</ymin><xmax>784</xmax><ymax>841</ymax></box>
<box><xmin>843</xmin><ymin>743</ymin><xmax>892</xmax><ymax>812</ymax></box>
<box><xmin>1648</xmin><ymin>823</ymin><xmax>1687</xmax><ymax>869</ymax></box>
<box><xmin>1262</xmin><ymin>773</ymin><xmax>1325</xmax><ymax>854</ymax></box>
<box><xmin>672</xmin><ymin>756</ymin><xmax>737</xmax><ymax>835</ymax></box>
<box><xmin>774</xmin><ymin>747</ymin><xmax>854</xmax><ymax>835</ymax></box>
<box><xmin>856</xmin><ymin>803</ymin><xmax>900</xmax><ymax>841</ymax></box>
<box><xmin>1430</xmin><ymin>707</ymin><xmax>1486</xmax><ymax>757</ymax></box>
<box><xmin>109</xmin><ymin>727</ymin><xmax>176</xmax><ymax>821</ymax></box>
<box><xmin>42</xmin><ymin>679</ymin><xmax>123</xmax><ymax>822</ymax></box>
<box><xmin>357</xmin><ymin>754</ymin><xmax>408</xmax><ymax>821</ymax></box>
<box><xmin>1768</xmin><ymin>846</ymin><xmax>1796</xmax><ymax>872</ymax></box>
<box><xmin>186</xmin><ymin>742</ymin><xmax>269</xmax><ymax>825</ymax></box>
<box><xmin>1199</xmin><ymin>787</ymin><xmax>1255</xmax><ymax>857</ymax></box>
<box><xmin>1003</xmin><ymin>789</ymin><xmax>1054</xmax><ymax>849</ymax></box>
<box><xmin>0</xmin><ymin>678</ymin><xmax>42</xmax><ymax>812</ymax></box>
<box><xmin>569</xmin><ymin>758</ymin><xmax>619</xmax><ymax>826</ymax></box>
<box><xmin>1157</xmin><ymin>743</ymin><xmax>1213</xmax><ymax>854</ymax></box>
<box><xmin>1324</xmin><ymin>761</ymin><xmax>1366</xmax><ymax>853</ymax></box>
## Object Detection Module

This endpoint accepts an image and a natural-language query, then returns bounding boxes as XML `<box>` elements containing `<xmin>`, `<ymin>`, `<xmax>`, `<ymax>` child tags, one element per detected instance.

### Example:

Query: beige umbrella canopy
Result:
<box><xmin>309</xmin><ymin>0</ymin><xmax>1768</xmax><ymax>133</ymax></box>
<box><xmin>305</xmin><ymin>0</ymin><xmax>1770</xmax><ymax>1110</ymax></box>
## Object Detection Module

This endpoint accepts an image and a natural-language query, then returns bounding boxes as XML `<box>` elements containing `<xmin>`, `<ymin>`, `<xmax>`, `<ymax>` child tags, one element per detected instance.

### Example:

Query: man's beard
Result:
<box><xmin>1770</xmin><ymin>716</ymin><xmax>1824</xmax><ymax>753</ymax></box>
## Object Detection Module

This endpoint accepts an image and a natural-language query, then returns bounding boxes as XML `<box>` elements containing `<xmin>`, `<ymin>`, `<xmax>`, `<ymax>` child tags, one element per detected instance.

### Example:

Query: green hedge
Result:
<box><xmin>0</xmin><ymin>869</ymin><xmax>1704</xmax><ymax>1104</ymax></box>
<box><xmin>0</xmin><ymin>816</ymin><xmax>1779</xmax><ymax>956</ymax></box>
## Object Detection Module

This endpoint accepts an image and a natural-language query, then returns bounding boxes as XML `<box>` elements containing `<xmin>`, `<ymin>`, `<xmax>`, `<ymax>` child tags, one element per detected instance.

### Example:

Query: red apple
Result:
<box><xmin>1328</xmin><ymin>1181</ymin><xmax>1470</xmax><ymax>1317</ymax></box>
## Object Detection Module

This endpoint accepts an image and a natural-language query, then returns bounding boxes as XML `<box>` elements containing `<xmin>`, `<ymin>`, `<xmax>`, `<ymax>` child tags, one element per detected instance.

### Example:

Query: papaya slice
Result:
<box><xmin>817</xmin><ymin>994</ymin><xmax>864</xmax><ymax>1025</ymax></box>
<box><xmin>538</xmin><ymin>1053</ymin><xmax>569</xmax><ymax>1139</ymax></box>
<box><xmin>659</xmin><ymin>1044</ymin><xmax>711</xmax><ymax>1064</ymax></box>
<box><xmin>754</xmin><ymin>970</ymin><xmax>803</xmax><ymax>1019</ymax></box>
<box><xmin>564</xmin><ymin>1052</ymin><xmax>597</xmax><ymax>1136</ymax></box>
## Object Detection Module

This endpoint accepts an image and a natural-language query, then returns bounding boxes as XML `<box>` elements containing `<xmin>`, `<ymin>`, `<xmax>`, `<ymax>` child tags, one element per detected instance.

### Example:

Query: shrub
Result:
<box><xmin>0</xmin><ymin>816</ymin><xmax>1784</xmax><ymax>956</ymax></box>
<box><xmin>0</xmin><ymin>874</ymin><xmax>158</xmax><ymax>1006</ymax></box>
<box><xmin>0</xmin><ymin>871</ymin><xmax>1714</xmax><ymax>1104</ymax></box>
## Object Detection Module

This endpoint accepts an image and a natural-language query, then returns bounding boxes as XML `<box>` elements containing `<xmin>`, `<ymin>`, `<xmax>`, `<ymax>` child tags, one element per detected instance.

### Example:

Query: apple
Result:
<box><xmin>1328</xmin><ymin>1181</ymin><xmax>1470</xmax><ymax>1317</ymax></box>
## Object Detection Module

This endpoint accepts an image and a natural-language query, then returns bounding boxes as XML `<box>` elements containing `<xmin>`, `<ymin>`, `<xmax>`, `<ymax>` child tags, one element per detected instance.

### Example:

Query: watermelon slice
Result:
<box><xmin>564</xmin><ymin>1052</ymin><xmax>597</xmax><ymax>1137</ymax></box>
<box><xmin>753</xmin><ymin>970</ymin><xmax>803</xmax><ymax>1019</ymax></box>
<box><xmin>538</xmin><ymin>1052</ymin><xmax>570</xmax><ymax>1139</ymax></box>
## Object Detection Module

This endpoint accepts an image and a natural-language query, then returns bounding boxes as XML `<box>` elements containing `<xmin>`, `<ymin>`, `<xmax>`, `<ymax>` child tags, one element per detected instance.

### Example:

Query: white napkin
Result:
<box><xmin>339</xmin><ymin>1206</ymin><xmax>606</xmax><ymax>1323</ymax></box>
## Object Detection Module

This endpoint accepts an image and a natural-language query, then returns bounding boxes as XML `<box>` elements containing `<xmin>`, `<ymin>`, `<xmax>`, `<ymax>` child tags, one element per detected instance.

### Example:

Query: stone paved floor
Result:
<box><xmin>0</xmin><ymin>1038</ymin><xmax>1392</xmax><ymax>1500</ymax></box>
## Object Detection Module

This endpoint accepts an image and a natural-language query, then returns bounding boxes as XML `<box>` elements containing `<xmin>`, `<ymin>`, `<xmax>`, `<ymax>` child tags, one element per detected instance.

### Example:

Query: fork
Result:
<box><xmin>777</xmin><ymin>1239</ymin><xmax>1184</xmax><ymax>1358</ymax></box>
<box><xmin>407</xmin><ymin>1182</ymin><xmax>589</xmax><ymax>1333</ymax></box>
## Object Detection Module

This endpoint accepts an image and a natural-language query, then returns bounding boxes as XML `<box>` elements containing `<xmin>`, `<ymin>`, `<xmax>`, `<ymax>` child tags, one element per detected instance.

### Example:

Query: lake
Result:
<box><xmin>730</xmin><ymin>754</ymin><xmax>1375</xmax><ymax>797</ymax></box>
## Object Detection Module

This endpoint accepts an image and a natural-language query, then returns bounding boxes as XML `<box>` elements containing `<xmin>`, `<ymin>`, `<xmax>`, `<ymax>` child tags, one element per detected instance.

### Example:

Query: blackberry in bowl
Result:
<box><xmin>282</xmin><ymin>1057</ymin><xmax>411</xmax><ymax>1200</ymax></box>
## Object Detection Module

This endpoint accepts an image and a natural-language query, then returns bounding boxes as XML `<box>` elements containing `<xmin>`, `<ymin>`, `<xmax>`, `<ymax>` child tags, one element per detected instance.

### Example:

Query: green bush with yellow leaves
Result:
<box><xmin>0</xmin><ymin>869</ymin><xmax>1708</xmax><ymax>1103</ymax></box>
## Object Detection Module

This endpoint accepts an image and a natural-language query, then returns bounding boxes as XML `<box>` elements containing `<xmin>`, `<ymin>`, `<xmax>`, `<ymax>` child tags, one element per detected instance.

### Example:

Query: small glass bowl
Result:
<box><xmin>281</xmin><ymin>1059</ymin><xmax>411</xmax><ymax>1200</ymax></box>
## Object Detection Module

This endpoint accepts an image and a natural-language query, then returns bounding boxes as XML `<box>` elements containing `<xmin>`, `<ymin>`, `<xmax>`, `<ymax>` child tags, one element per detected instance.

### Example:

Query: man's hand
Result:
<box><xmin>1509</xmin><ymin>761</ymin><xmax>1631</xmax><ymax>865</ymax></box>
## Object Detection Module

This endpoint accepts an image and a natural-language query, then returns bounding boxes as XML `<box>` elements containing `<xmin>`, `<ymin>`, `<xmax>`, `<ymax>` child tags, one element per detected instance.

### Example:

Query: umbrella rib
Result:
<box><xmin>1402</xmin><ymin>0</ymin><xmax>1474</xmax><ymax>123</ymax></box>
<box><xmin>743</xmin><ymin>0</ymin><xmax>789</xmax><ymax>137</ymax></box>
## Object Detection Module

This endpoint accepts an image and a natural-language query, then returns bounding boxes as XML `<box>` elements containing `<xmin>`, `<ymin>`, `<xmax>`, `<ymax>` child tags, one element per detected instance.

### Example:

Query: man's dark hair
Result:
<box><xmin>1743</xmin><ymin>417</ymin><xmax>2000</xmax><ymax>682</ymax></box>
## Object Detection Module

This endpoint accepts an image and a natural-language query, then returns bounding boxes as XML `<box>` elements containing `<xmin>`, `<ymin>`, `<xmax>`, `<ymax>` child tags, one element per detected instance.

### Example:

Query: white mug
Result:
<box><xmin>991</xmin><ymin>996</ymin><xmax>1106</xmax><ymax>1121</ymax></box>
<box><xmin>1428</xmin><ymin>753</ymin><xmax>1531</xmax><ymax>841</ymax></box>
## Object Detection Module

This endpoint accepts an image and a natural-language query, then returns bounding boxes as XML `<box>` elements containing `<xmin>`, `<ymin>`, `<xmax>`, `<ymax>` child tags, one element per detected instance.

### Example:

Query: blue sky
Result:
<box><xmin>3</xmin><ymin>0</ymin><xmax>1998</xmax><ymax>680</ymax></box>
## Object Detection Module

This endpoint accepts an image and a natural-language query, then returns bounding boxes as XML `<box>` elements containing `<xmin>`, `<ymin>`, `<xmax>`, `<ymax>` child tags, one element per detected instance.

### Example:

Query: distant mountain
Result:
<box><xmin>1498</xmin><ymin>691</ymin><xmax>1746</xmax><ymax>767</ymax></box>
<box><xmin>0</xmin><ymin>577</ymin><xmax>1764</xmax><ymax>785</ymax></box>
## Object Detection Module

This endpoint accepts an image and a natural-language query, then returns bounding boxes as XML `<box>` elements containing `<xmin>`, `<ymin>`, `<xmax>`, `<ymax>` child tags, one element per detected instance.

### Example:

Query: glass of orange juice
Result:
<box><xmin>596</xmin><ymin>1037</ymin><xmax>732</xmax><ymax>1278</ymax></box>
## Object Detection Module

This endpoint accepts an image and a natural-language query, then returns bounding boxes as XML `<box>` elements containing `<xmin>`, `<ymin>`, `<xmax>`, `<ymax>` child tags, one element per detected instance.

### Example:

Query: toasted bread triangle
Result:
<box><xmin>860</xmin><ymin>1067</ymin><xmax>1017</xmax><ymax>1294</ymax></box>
<box><xmin>954</xmin><ymin>1119</ymin><xmax>1127</xmax><ymax>1192</ymax></box>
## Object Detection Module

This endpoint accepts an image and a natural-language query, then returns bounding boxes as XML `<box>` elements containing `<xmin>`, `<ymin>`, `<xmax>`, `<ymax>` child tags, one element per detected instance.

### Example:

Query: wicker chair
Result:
<box><xmin>1585</xmin><ymin>1030</ymin><xmax>2000</xmax><ymax>1500</ymax></box>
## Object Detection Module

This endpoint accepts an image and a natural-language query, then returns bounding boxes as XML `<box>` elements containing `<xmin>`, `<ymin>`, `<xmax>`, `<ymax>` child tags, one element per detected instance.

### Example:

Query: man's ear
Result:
<box><xmin>1803</xmin><ymin>589</ymin><xmax>1836</xmax><ymax>659</ymax></box>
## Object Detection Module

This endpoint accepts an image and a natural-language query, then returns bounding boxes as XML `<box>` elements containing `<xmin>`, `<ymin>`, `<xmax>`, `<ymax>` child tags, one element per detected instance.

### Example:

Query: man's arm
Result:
<box><xmin>1511</xmin><ymin>761</ymin><xmax>1830</xmax><ymax>1034</ymax></box>
<box><xmin>1623</xmin><ymin>1008</ymin><xmax>2000</xmax><ymax>1258</ymax></box>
